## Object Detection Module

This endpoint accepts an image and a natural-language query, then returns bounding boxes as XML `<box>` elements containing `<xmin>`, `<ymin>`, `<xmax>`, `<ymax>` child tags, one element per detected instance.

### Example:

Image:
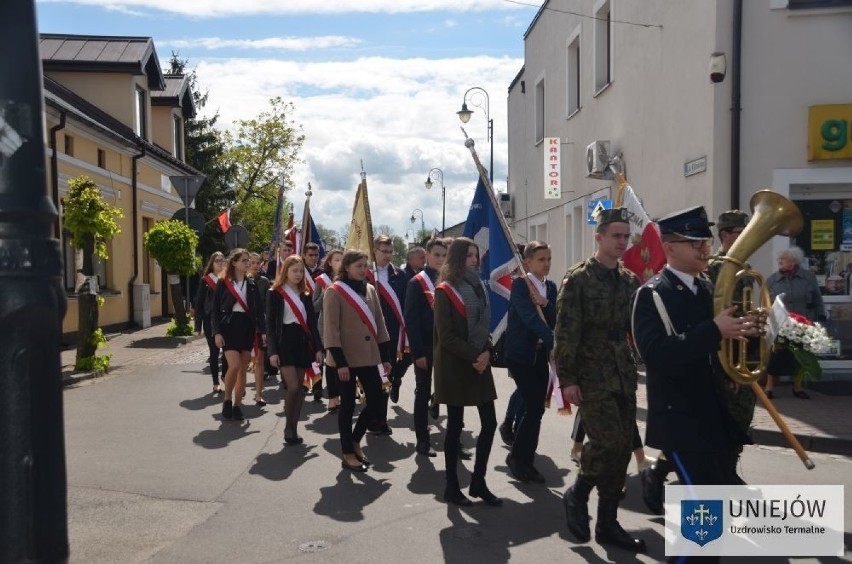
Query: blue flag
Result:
<box><xmin>462</xmin><ymin>177</ymin><xmax>517</xmax><ymax>340</ymax></box>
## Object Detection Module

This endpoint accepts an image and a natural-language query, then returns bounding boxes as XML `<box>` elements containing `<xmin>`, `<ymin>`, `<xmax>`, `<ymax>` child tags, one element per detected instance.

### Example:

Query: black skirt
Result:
<box><xmin>275</xmin><ymin>323</ymin><xmax>314</xmax><ymax>368</ymax></box>
<box><xmin>220</xmin><ymin>312</ymin><xmax>255</xmax><ymax>352</ymax></box>
<box><xmin>767</xmin><ymin>347</ymin><xmax>796</xmax><ymax>376</ymax></box>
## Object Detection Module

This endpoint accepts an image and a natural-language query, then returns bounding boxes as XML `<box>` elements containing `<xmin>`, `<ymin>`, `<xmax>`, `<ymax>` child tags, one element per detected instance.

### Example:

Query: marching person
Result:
<box><xmin>503</xmin><ymin>241</ymin><xmax>557</xmax><ymax>484</ymax></box>
<box><xmin>323</xmin><ymin>250</ymin><xmax>392</xmax><ymax>472</ymax></box>
<box><xmin>555</xmin><ymin>208</ymin><xmax>645</xmax><ymax>552</ymax></box>
<box><xmin>434</xmin><ymin>237</ymin><xmax>500</xmax><ymax>507</ymax></box>
<box><xmin>315</xmin><ymin>249</ymin><xmax>343</xmax><ymax>412</ymax></box>
<box><xmin>248</xmin><ymin>252</ymin><xmax>271</xmax><ymax>405</ymax></box>
<box><xmin>212</xmin><ymin>249</ymin><xmax>267</xmax><ymax>422</ymax></box>
<box><xmin>301</xmin><ymin>242</ymin><xmax>326</xmax><ymax>402</ymax></box>
<box><xmin>267</xmin><ymin>255</ymin><xmax>323</xmax><ymax>445</ymax></box>
<box><xmin>403</xmin><ymin>237</ymin><xmax>448</xmax><ymax>457</ymax></box>
<box><xmin>194</xmin><ymin>251</ymin><xmax>227</xmax><ymax>394</ymax></box>
<box><xmin>368</xmin><ymin>235</ymin><xmax>411</xmax><ymax>428</ymax></box>
<box><xmin>404</xmin><ymin>246</ymin><xmax>426</xmax><ymax>278</ymax></box>
<box><xmin>265</xmin><ymin>239</ymin><xmax>294</xmax><ymax>281</ymax></box>
<box><xmin>631</xmin><ymin>207</ymin><xmax>751</xmax><ymax>539</ymax></box>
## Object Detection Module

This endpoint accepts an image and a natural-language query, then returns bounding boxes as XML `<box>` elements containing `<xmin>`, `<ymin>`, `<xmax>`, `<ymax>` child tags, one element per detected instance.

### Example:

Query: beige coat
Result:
<box><xmin>323</xmin><ymin>282</ymin><xmax>390</xmax><ymax>368</ymax></box>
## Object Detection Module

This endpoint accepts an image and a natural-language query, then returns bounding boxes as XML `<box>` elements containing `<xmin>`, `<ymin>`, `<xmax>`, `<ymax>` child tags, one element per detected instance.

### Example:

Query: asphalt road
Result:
<box><xmin>63</xmin><ymin>340</ymin><xmax>852</xmax><ymax>563</ymax></box>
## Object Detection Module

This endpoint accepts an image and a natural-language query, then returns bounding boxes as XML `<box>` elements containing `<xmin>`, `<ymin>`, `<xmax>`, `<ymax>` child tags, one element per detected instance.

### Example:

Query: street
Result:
<box><xmin>63</xmin><ymin>337</ymin><xmax>852</xmax><ymax>563</ymax></box>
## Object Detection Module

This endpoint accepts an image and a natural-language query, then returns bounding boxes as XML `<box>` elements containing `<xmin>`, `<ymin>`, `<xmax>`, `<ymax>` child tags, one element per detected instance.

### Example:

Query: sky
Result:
<box><xmin>35</xmin><ymin>0</ymin><xmax>541</xmax><ymax>241</ymax></box>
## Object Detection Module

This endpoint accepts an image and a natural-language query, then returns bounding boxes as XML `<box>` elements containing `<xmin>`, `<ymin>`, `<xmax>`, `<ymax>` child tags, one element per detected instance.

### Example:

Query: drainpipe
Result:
<box><xmin>730</xmin><ymin>0</ymin><xmax>743</xmax><ymax>209</ymax></box>
<box><xmin>49</xmin><ymin>111</ymin><xmax>66</xmax><ymax>238</ymax></box>
<box><xmin>128</xmin><ymin>146</ymin><xmax>145</xmax><ymax>326</ymax></box>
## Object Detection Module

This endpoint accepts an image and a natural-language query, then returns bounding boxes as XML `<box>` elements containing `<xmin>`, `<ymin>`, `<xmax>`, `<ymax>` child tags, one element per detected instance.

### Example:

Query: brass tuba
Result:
<box><xmin>713</xmin><ymin>190</ymin><xmax>804</xmax><ymax>384</ymax></box>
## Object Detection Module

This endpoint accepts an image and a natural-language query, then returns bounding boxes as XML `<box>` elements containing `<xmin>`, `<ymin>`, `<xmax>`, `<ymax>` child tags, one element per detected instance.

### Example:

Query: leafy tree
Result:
<box><xmin>391</xmin><ymin>234</ymin><xmax>407</xmax><ymax>266</ymax></box>
<box><xmin>63</xmin><ymin>175</ymin><xmax>122</xmax><ymax>370</ymax></box>
<box><xmin>144</xmin><ymin>220</ymin><xmax>201</xmax><ymax>334</ymax></box>
<box><xmin>316</xmin><ymin>223</ymin><xmax>341</xmax><ymax>249</ymax></box>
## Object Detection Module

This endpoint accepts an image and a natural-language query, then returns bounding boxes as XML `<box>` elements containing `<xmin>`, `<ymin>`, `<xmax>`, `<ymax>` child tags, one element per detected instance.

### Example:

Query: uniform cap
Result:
<box><xmin>657</xmin><ymin>206</ymin><xmax>714</xmax><ymax>240</ymax></box>
<box><xmin>594</xmin><ymin>207</ymin><xmax>629</xmax><ymax>226</ymax></box>
<box><xmin>716</xmin><ymin>210</ymin><xmax>749</xmax><ymax>232</ymax></box>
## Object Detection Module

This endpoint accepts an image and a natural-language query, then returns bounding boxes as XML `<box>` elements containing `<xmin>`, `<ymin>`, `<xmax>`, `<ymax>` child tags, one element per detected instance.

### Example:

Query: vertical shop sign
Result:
<box><xmin>812</xmin><ymin>219</ymin><xmax>835</xmax><ymax>250</ymax></box>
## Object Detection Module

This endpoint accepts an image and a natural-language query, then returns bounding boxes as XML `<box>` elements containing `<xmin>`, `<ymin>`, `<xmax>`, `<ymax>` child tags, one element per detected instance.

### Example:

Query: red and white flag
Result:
<box><xmin>217</xmin><ymin>209</ymin><xmax>232</xmax><ymax>233</ymax></box>
<box><xmin>621</xmin><ymin>183</ymin><xmax>666</xmax><ymax>283</ymax></box>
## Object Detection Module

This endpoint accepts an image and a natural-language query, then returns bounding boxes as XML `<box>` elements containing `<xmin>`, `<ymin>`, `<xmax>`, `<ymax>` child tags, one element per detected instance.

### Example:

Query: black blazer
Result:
<box><xmin>210</xmin><ymin>278</ymin><xmax>266</xmax><ymax>337</ymax></box>
<box><xmin>632</xmin><ymin>269</ymin><xmax>749</xmax><ymax>454</ymax></box>
<box><xmin>504</xmin><ymin>276</ymin><xmax>557</xmax><ymax>364</ymax></box>
<box><xmin>193</xmin><ymin>276</ymin><xmax>216</xmax><ymax>332</ymax></box>
<box><xmin>404</xmin><ymin>266</ymin><xmax>438</xmax><ymax>361</ymax></box>
<box><xmin>373</xmin><ymin>263</ymin><xmax>409</xmax><ymax>348</ymax></box>
<box><xmin>265</xmin><ymin>287</ymin><xmax>321</xmax><ymax>358</ymax></box>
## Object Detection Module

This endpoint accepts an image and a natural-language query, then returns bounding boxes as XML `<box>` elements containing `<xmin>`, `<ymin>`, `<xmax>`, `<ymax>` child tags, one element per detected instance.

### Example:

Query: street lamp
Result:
<box><xmin>424</xmin><ymin>168</ymin><xmax>445</xmax><ymax>234</ymax></box>
<box><xmin>410</xmin><ymin>208</ymin><xmax>425</xmax><ymax>240</ymax></box>
<box><xmin>457</xmin><ymin>86</ymin><xmax>493</xmax><ymax>183</ymax></box>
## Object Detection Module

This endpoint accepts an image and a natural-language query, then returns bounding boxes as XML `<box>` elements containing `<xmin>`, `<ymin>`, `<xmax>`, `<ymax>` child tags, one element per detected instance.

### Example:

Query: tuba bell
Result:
<box><xmin>713</xmin><ymin>190</ymin><xmax>804</xmax><ymax>384</ymax></box>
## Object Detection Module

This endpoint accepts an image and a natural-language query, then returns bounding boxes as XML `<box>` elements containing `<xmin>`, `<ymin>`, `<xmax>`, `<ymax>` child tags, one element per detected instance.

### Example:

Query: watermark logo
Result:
<box><xmin>681</xmin><ymin>500</ymin><xmax>722</xmax><ymax>546</ymax></box>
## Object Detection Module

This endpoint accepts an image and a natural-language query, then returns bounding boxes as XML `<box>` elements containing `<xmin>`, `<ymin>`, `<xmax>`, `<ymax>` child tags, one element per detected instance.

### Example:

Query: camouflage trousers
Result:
<box><xmin>577</xmin><ymin>392</ymin><xmax>635</xmax><ymax>498</ymax></box>
<box><xmin>726</xmin><ymin>383</ymin><xmax>757</xmax><ymax>456</ymax></box>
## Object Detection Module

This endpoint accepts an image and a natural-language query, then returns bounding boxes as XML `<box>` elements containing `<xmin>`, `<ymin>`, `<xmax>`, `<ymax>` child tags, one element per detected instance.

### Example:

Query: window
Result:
<box><xmin>536</xmin><ymin>223</ymin><xmax>548</xmax><ymax>244</ymax></box>
<box><xmin>64</xmin><ymin>134</ymin><xmax>74</xmax><ymax>156</ymax></box>
<box><xmin>789</xmin><ymin>0</ymin><xmax>852</xmax><ymax>7</ymax></box>
<box><xmin>135</xmin><ymin>87</ymin><xmax>147</xmax><ymax>138</ymax></box>
<box><xmin>567</xmin><ymin>35</ymin><xmax>581</xmax><ymax>115</ymax></box>
<box><xmin>594</xmin><ymin>0</ymin><xmax>612</xmax><ymax>93</ymax></box>
<box><xmin>97</xmin><ymin>148</ymin><xmax>106</xmax><ymax>169</ymax></box>
<box><xmin>535</xmin><ymin>78</ymin><xmax>545</xmax><ymax>144</ymax></box>
<box><xmin>173</xmin><ymin>116</ymin><xmax>183</xmax><ymax>160</ymax></box>
<box><xmin>62</xmin><ymin>231</ymin><xmax>108</xmax><ymax>291</ymax></box>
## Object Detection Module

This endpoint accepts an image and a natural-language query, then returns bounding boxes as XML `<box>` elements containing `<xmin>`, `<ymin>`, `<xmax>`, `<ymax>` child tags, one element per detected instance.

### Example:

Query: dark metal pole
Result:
<box><xmin>441</xmin><ymin>182</ymin><xmax>446</xmax><ymax>234</ymax></box>
<box><xmin>488</xmin><ymin>118</ymin><xmax>494</xmax><ymax>184</ymax></box>
<box><xmin>730</xmin><ymin>0</ymin><xmax>743</xmax><ymax>210</ymax></box>
<box><xmin>0</xmin><ymin>1</ymin><xmax>69</xmax><ymax>562</ymax></box>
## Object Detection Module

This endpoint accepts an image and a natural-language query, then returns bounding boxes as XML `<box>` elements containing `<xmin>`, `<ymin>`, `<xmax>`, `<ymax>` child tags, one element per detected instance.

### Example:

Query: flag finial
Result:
<box><xmin>306</xmin><ymin>182</ymin><xmax>312</xmax><ymax>198</ymax></box>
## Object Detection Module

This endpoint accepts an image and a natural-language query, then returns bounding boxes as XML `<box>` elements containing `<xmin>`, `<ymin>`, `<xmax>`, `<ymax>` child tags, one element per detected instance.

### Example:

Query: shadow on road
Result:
<box><xmin>313</xmin><ymin>468</ymin><xmax>391</xmax><ymax>522</ymax></box>
<box><xmin>179</xmin><ymin>393</ymin><xmax>222</xmax><ymax>411</ymax></box>
<box><xmin>250</xmin><ymin>445</ymin><xmax>319</xmax><ymax>481</ymax></box>
<box><xmin>127</xmin><ymin>336</ymin><xmax>183</xmax><ymax>349</ymax></box>
<box><xmin>408</xmin><ymin>452</ymin><xmax>443</xmax><ymax>497</ymax></box>
<box><xmin>192</xmin><ymin>422</ymin><xmax>260</xmax><ymax>450</ymax></box>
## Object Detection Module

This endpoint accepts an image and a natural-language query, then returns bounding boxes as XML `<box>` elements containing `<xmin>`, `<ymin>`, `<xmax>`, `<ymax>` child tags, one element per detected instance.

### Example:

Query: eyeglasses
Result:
<box><xmin>214</xmin><ymin>258</ymin><xmax>226</xmax><ymax>263</ymax></box>
<box><xmin>238</xmin><ymin>258</ymin><xmax>251</xmax><ymax>263</ymax></box>
<box><xmin>670</xmin><ymin>239</ymin><xmax>712</xmax><ymax>250</ymax></box>
<box><xmin>377</xmin><ymin>248</ymin><xmax>393</xmax><ymax>255</ymax></box>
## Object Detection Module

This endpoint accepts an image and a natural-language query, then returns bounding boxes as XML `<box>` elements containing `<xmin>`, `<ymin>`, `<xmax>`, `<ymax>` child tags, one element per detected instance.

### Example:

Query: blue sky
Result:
<box><xmin>36</xmin><ymin>0</ymin><xmax>539</xmax><ymax>239</ymax></box>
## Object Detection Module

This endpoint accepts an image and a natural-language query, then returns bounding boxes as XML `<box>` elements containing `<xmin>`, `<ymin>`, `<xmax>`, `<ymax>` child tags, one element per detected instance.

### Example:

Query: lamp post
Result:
<box><xmin>457</xmin><ymin>86</ymin><xmax>493</xmax><ymax>183</ymax></box>
<box><xmin>410</xmin><ymin>208</ymin><xmax>425</xmax><ymax>241</ymax></box>
<box><xmin>424</xmin><ymin>167</ymin><xmax>445</xmax><ymax>234</ymax></box>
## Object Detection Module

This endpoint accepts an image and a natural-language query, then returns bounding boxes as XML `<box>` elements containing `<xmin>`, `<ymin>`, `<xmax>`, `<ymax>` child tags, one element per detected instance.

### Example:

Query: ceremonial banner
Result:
<box><xmin>300</xmin><ymin>190</ymin><xmax>326</xmax><ymax>259</ymax></box>
<box><xmin>270</xmin><ymin>187</ymin><xmax>286</xmax><ymax>249</ymax></box>
<box><xmin>621</xmin><ymin>183</ymin><xmax>666</xmax><ymax>282</ymax></box>
<box><xmin>346</xmin><ymin>177</ymin><xmax>375</xmax><ymax>260</ymax></box>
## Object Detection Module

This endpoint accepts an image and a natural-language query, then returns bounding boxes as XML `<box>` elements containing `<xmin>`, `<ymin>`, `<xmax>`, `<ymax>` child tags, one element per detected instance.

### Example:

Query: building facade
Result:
<box><xmin>507</xmin><ymin>0</ymin><xmax>852</xmax><ymax>371</ymax></box>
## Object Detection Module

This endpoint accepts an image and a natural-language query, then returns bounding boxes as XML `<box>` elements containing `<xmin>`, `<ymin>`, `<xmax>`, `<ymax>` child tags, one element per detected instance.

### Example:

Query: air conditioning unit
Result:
<box><xmin>586</xmin><ymin>140</ymin><xmax>610</xmax><ymax>178</ymax></box>
<box><xmin>498</xmin><ymin>193</ymin><xmax>512</xmax><ymax>218</ymax></box>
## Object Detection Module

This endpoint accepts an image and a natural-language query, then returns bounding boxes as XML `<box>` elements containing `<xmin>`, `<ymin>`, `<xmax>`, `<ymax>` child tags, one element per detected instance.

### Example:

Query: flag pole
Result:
<box><xmin>360</xmin><ymin>161</ymin><xmax>376</xmax><ymax>265</ymax></box>
<box><xmin>300</xmin><ymin>182</ymin><xmax>313</xmax><ymax>255</ymax></box>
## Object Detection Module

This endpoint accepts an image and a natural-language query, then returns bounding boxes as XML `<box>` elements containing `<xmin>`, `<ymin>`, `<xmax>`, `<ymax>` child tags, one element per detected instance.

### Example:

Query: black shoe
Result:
<box><xmin>793</xmin><ymin>389</ymin><xmax>810</xmax><ymax>399</ymax></box>
<box><xmin>222</xmin><ymin>400</ymin><xmax>233</xmax><ymax>420</ymax></box>
<box><xmin>367</xmin><ymin>424</ymin><xmax>393</xmax><ymax>436</ymax></box>
<box><xmin>428</xmin><ymin>396</ymin><xmax>439</xmax><ymax>420</ymax></box>
<box><xmin>284</xmin><ymin>435</ymin><xmax>304</xmax><ymax>445</ymax></box>
<box><xmin>342</xmin><ymin>460</ymin><xmax>368</xmax><ymax>473</ymax></box>
<box><xmin>444</xmin><ymin>486</ymin><xmax>473</xmax><ymax>506</ymax></box>
<box><xmin>498</xmin><ymin>422</ymin><xmax>515</xmax><ymax>446</ymax></box>
<box><xmin>390</xmin><ymin>383</ymin><xmax>400</xmax><ymax>404</ymax></box>
<box><xmin>416</xmin><ymin>442</ymin><xmax>437</xmax><ymax>457</ymax></box>
<box><xmin>313</xmin><ymin>390</ymin><xmax>323</xmax><ymax>402</ymax></box>
<box><xmin>639</xmin><ymin>466</ymin><xmax>665</xmax><ymax>515</ymax></box>
<box><xmin>563</xmin><ymin>486</ymin><xmax>591</xmax><ymax>542</ymax></box>
<box><xmin>526</xmin><ymin>464</ymin><xmax>546</xmax><ymax>484</ymax></box>
<box><xmin>354</xmin><ymin>452</ymin><xmax>373</xmax><ymax>467</ymax></box>
<box><xmin>764</xmin><ymin>389</ymin><xmax>774</xmax><ymax>399</ymax></box>
<box><xmin>459</xmin><ymin>446</ymin><xmax>472</xmax><ymax>460</ymax></box>
<box><xmin>506</xmin><ymin>455</ymin><xmax>530</xmax><ymax>483</ymax></box>
<box><xmin>231</xmin><ymin>405</ymin><xmax>244</xmax><ymax>421</ymax></box>
<box><xmin>595</xmin><ymin>498</ymin><xmax>647</xmax><ymax>552</ymax></box>
<box><xmin>469</xmin><ymin>479</ymin><xmax>502</xmax><ymax>506</ymax></box>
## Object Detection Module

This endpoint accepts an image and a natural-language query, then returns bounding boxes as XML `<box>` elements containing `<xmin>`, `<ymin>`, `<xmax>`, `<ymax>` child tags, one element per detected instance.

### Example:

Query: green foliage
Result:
<box><xmin>166</xmin><ymin>315</ymin><xmax>195</xmax><ymax>336</ymax></box>
<box><xmin>791</xmin><ymin>347</ymin><xmax>823</xmax><ymax>385</ymax></box>
<box><xmin>238</xmin><ymin>196</ymin><xmax>278</xmax><ymax>251</ymax></box>
<box><xmin>63</xmin><ymin>176</ymin><xmax>123</xmax><ymax>259</ymax></box>
<box><xmin>74</xmin><ymin>329</ymin><xmax>110</xmax><ymax>372</ymax></box>
<box><xmin>316</xmin><ymin>223</ymin><xmax>342</xmax><ymax>249</ymax></box>
<box><xmin>143</xmin><ymin>220</ymin><xmax>201</xmax><ymax>275</ymax></box>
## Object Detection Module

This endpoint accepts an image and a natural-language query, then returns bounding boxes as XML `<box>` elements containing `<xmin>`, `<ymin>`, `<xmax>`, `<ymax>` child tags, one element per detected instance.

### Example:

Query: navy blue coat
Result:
<box><xmin>372</xmin><ymin>263</ymin><xmax>409</xmax><ymax>350</ymax></box>
<box><xmin>404</xmin><ymin>266</ymin><xmax>438</xmax><ymax>361</ymax></box>
<box><xmin>632</xmin><ymin>269</ymin><xmax>749</xmax><ymax>454</ymax></box>
<box><xmin>504</xmin><ymin>276</ymin><xmax>557</xmax><ymax>364</ymax></box>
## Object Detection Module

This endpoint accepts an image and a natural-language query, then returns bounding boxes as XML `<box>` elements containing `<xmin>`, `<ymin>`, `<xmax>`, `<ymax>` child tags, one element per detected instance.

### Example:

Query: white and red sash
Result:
<box><xmin>223</xmin><ymin>278</ymin><xmax>250</xmax><ymax>312</ymax></box>
<box><xmin>414</xmin><ymin>271</ymin><xmax>436</xmax><ymax>310</ymax></box>
<box><xmin>368</xmin><ymin>268</ymin><xmax>409</xmax><ymax>357</ymax></box>
<box><xmin>314</xmin><ymin>272</ymin><xmax>332</xmax><ymax>291</ymax></box>
<box><xmin>330</xmin><ymin>281</ymin><xmax>378</xmax><ymax>340</ymax></box>
<box><xmin>203</xmin><ymin>273</ymin><xmax>218</xmax><ymax>290</ymax></box>
<box><xmin>304</xmin><ymin>271</ymin><xmax>317</xmax><ymax>294</ymax></box>
<box><xmin>436</xmin><ymin>281</ymin><xmax>466</xmax><ymax>318</ymax></box>
<box><xmin>277</xmin><ymin>285</ymin><xmax>321</xmax><ymax>387</ymax></box>
<box><xmin>527</xmin><ymin>272</ymin><xmax>547</xmax><ymax>299</ymax></box>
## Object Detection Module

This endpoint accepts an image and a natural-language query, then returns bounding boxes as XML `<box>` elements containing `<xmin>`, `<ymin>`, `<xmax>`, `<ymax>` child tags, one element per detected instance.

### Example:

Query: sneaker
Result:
<box><xmin>222</xmin><ymin>400</ymin><xmax>233</xmax><ymax>420</ymax></box>
<box><xmin>232</xmin><ymin>405</ymin><xmax>244</xmax><ymax>421</ymax></box>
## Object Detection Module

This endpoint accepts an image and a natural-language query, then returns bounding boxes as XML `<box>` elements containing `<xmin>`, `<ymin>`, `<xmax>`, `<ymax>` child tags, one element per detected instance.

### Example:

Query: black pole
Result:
<box><xmin>489</xmin><ymin>118</ymin><xmax>494</xmax><ymax>184</ymax></box>
<box><xmin>730</xmin><ymin>0</ymin><xmax>743</xmax><ymax>209</ymax></box>
<box><xmin>441</xmin><ymin>183</ymin><xmax>446</xmax><ymax>234</ymax></box>
<box><xmin>0</xmin><ymin>1</ymin><xmax>69</xmax><ymax>562</ymax></box>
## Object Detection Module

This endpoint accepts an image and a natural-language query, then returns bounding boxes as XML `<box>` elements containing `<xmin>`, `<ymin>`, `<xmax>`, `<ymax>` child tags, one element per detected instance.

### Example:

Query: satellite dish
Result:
<box><xmin>224</xmin><ymin>225</ymin><xmax>249</xmax><ymax>249</ymax></box>
<box><xmin>171</xmin><ymin>208</ymin><xmax>206</xmax><ymax>235</ymax></box>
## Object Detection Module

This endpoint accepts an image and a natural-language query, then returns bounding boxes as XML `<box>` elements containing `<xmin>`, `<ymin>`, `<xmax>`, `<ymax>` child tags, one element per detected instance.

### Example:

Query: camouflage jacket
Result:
<box><xmin>707</xmin><ymin>247</ymin><xmax>754</xmax><ymax>315</ymax></box>
<box><xmin>554</xmin><ymin>256</ymin><xmax>640</xmax><ymax>400</ymax></box>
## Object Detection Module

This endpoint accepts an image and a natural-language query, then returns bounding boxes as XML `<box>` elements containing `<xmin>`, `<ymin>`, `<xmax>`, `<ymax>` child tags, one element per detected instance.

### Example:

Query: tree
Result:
<box><xmin>63</xmin><ymin>176</ymin><xmax>122</xmax><ymax>370</ymax></box>
<box><xmin>391</xmin><ymin>234</ymin><xmax>407</xmax><ymax>266</ymax></box>
<box><xmin>144</xmin><ymin>220</ymin><xmax>201</xmax><ymax>334</ymax></box>
<box><xmin>223</xmin><ymin>97</ymin><xmax>303</xmax><ymax>248</ymax></box>
<box><xmin>315</xmin><ymin>223</ymin><xmax>341</xmax><ymax>249</ymax></box>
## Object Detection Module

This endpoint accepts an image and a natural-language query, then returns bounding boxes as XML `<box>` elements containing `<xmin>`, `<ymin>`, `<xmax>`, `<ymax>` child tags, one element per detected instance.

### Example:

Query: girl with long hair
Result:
<box><xmin>434</xmin><ymin>237</ymin><xmax>500</xmax><ymax>506</ymax></box>
<box><xmin>315</xmin><ymin>249</ymin><xmax>343</xmax><ymax>412</ymax></box>
<box><xmin>267</xmin><ymin>255</ymin><xmax>323</xmax><ymax>445</ymax></box>
<box><xmin>194</xmin><ymin>251</ymin><xmax>227</xmax><ymax>393</ymax></box>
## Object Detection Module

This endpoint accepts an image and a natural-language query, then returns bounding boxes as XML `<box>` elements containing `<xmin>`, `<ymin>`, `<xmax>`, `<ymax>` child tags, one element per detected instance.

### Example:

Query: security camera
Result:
<box><xmin>709</xmin><ymin>52</ymin><xmax>727</xmax><ymax>83</ymax></box>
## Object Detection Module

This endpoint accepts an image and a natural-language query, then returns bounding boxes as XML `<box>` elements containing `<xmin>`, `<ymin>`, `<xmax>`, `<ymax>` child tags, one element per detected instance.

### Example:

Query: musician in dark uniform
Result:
<box><xmin>631</xmin><ymin>207</ymin><xmax>751</xmax><ymax>555</ymax></box>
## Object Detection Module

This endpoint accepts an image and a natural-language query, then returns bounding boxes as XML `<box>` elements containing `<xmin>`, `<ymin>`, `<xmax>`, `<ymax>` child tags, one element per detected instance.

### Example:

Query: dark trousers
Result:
<box><xmin>507</xmin><ymin>354</ymin><xmax>549</xmax><ymax>465</ymax></box>
<box><xmin>203</xmin><ymin>322</ymin><xmax>225</xmax><ymax>386</ymax></box>
<box><xmin>503</xmin><ymin>388</ymin><xmax>525</xmax><ymax>428</ymax></box>
<box><xmin>338</xmin><ymin>365</ymin><xmax>382</xmax><ymax>455</ymax></box>
<box><xmin>373</xmin><ymin>354</ymin><xmax>411</xmax><ymax>426</ymax></box>
<box><xmin>325</xmin><ymin>364</ymin><xmax>340</xmax><ymax>399</ymax></box>
<box><xmin>572</xmin><ymin>413</ymin><xmax>643</xmax><ymax>450</ymax></box>
<box><xmin>444</xmin><ymin>401</ymin><xmax>497</xmax><ymax>488</ymax></box>
<box><xmin>413</xmin><ymin>358</ymin><xmax>433</xmax><ymax>443</ymax></box>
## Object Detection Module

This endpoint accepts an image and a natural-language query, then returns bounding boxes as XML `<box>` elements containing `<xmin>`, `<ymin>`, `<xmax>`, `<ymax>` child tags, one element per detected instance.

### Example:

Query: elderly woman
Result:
<box><xmin>764</xmin><ymin>246</ymin><xmax>825</xmax><ymax>399</ymax></box>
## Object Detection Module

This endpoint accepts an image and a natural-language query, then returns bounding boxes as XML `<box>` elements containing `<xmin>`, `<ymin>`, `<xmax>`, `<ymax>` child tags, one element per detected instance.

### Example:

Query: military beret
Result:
<box><xmin>657</xmin><ymin>205</ymin><xmax>714</xmax><ymax>240</ymax></box>
<box><xmin>716</xmin><ymin>210</ymin><xmax>749</xmax><ymax>232</ymax></box>
<box><xmin>594</xmin><ymin>207</ymin><xmax>629</xmax><ymax>226</ymax></box>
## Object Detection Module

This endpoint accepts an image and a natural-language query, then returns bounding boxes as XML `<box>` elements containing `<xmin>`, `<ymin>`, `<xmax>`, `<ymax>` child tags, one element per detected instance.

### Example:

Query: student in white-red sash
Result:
<box><xmin>194</xmin><ymin>251</ymin><xmax>227</xmax><ymax>394</ymax></box>
<box><xmin>248</xmin><ymin>252</ymin><xmax>271</xmax><ymax>406</ymax></box>
<box><xmin>302</xmin><ymin>242</ymin><xmax>326</xmax><ymax>403</ymax></box>
<box><xmin>212</xmin><ymin>249</ymin><xmax>267</xmax><ymax>422</ymax></box>
<box><xmin>323</xmin><ymin>250</ymin><xmax>392</xmax><ymax>472</ymax></box>
<box><xmin>315</xmin><ymin>249</ymin><xmax>343</xmax><ymax>412</ymax></box>
<box><xmin>434</xmin><ymin>237</ymin><xmax>500</xmax><ymax>506</ymax></box>
<box><xmin>267</xmin><ymin>255</ymin><xmax>323</xmax><ymax>445</ymax></box>
<box><xmin>403</xmin><ymin>237</ymin><xmax>448</xmax><ymax>457</ymax></box>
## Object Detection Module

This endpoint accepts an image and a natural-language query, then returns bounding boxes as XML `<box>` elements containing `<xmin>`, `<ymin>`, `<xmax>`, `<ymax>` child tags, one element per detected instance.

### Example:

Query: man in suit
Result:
<box><xmin>404</xmin><ymin>246</ymin><xmax>426</xmax><ymax>278</ymax></box>
<box><xmin>631</xmin><ymin>206</ymin><xmax>751</xmax><ymax>560</ymax></box>
<box><xmin>264</xmin><ymin>239</ymin><xmax>293</xmax><ymax>281</ymax></box>
<box><xmin>368</xmin><ymin>235</ymin><xmax>411</xmax><ymax>434</ymax></box>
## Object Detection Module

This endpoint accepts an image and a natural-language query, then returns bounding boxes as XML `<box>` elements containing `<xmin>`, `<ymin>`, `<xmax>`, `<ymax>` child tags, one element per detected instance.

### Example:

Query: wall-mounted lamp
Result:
<box><xmin>709</xmin><ymin>52</ymin><xmax>727</xmax><ymax>83</ymax></box>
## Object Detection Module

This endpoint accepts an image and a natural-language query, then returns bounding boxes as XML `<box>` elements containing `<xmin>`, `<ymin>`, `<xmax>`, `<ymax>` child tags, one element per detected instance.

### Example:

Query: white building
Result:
<box><xmin>507</xmin><ymin>0</ymin><xmax>852</xmax><ymax>371</ymax></box>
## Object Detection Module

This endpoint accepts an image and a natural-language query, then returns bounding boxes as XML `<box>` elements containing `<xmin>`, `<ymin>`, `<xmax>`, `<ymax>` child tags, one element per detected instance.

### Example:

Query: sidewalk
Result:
<box><xmin>635</xmin><ymin>374</ymin><xmax>852</xmax><ymax>457</ymax></box>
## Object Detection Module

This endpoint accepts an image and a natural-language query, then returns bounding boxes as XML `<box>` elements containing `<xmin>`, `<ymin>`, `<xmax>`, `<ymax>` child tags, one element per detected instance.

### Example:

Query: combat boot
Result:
<box><xmin>595</xmin><ymin>497</ymin><xmax>647</xmax><ymax>552</ymax></box>
<box><xmin>639</xmin><ymin>464</ymin><xmax>666</xmax><ymax>515</ymax></box>
<box><xmin>562</xmin><ymin>478</ymin><xmax>593</xmax><ymax>542</ymax></box>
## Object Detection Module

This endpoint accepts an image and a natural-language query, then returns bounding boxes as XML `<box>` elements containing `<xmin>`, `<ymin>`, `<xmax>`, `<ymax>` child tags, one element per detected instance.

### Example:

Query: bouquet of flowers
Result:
<box><xmin>775</xmin><ymin>312</ymin><xmax>832</xmax><ymax>384</ymax></box>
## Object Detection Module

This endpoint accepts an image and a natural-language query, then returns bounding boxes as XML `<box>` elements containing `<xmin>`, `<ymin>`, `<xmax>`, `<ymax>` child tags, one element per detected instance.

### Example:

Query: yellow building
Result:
<box><xmin>40</xmin><ymin>34</ymin><xmax>200</xmax><ymax>337</ymax></box>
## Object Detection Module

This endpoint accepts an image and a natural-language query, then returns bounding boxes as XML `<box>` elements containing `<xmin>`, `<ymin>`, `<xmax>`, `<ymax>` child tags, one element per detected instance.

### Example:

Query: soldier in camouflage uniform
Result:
<box><xmin>555</xmin><ymin>208</ymin><xmax>646</xmax><ymax>553</ymax></box>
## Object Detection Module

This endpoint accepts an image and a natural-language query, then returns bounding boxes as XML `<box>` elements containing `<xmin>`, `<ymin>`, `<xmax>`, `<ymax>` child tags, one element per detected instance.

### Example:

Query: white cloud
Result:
<box><xmin>42</xmin><ymin>0</ymin><xmax>526</xmax><ymax>17</ymax></box>
<box><xmin>163</xmin><ymin>36</ymin><xmax>362</xmax><ymax>51</ymax></box>
<box><xmin>193</xmin><ymin>54</ymin><xmax>521</xmax><ymax>238</ymax></box>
